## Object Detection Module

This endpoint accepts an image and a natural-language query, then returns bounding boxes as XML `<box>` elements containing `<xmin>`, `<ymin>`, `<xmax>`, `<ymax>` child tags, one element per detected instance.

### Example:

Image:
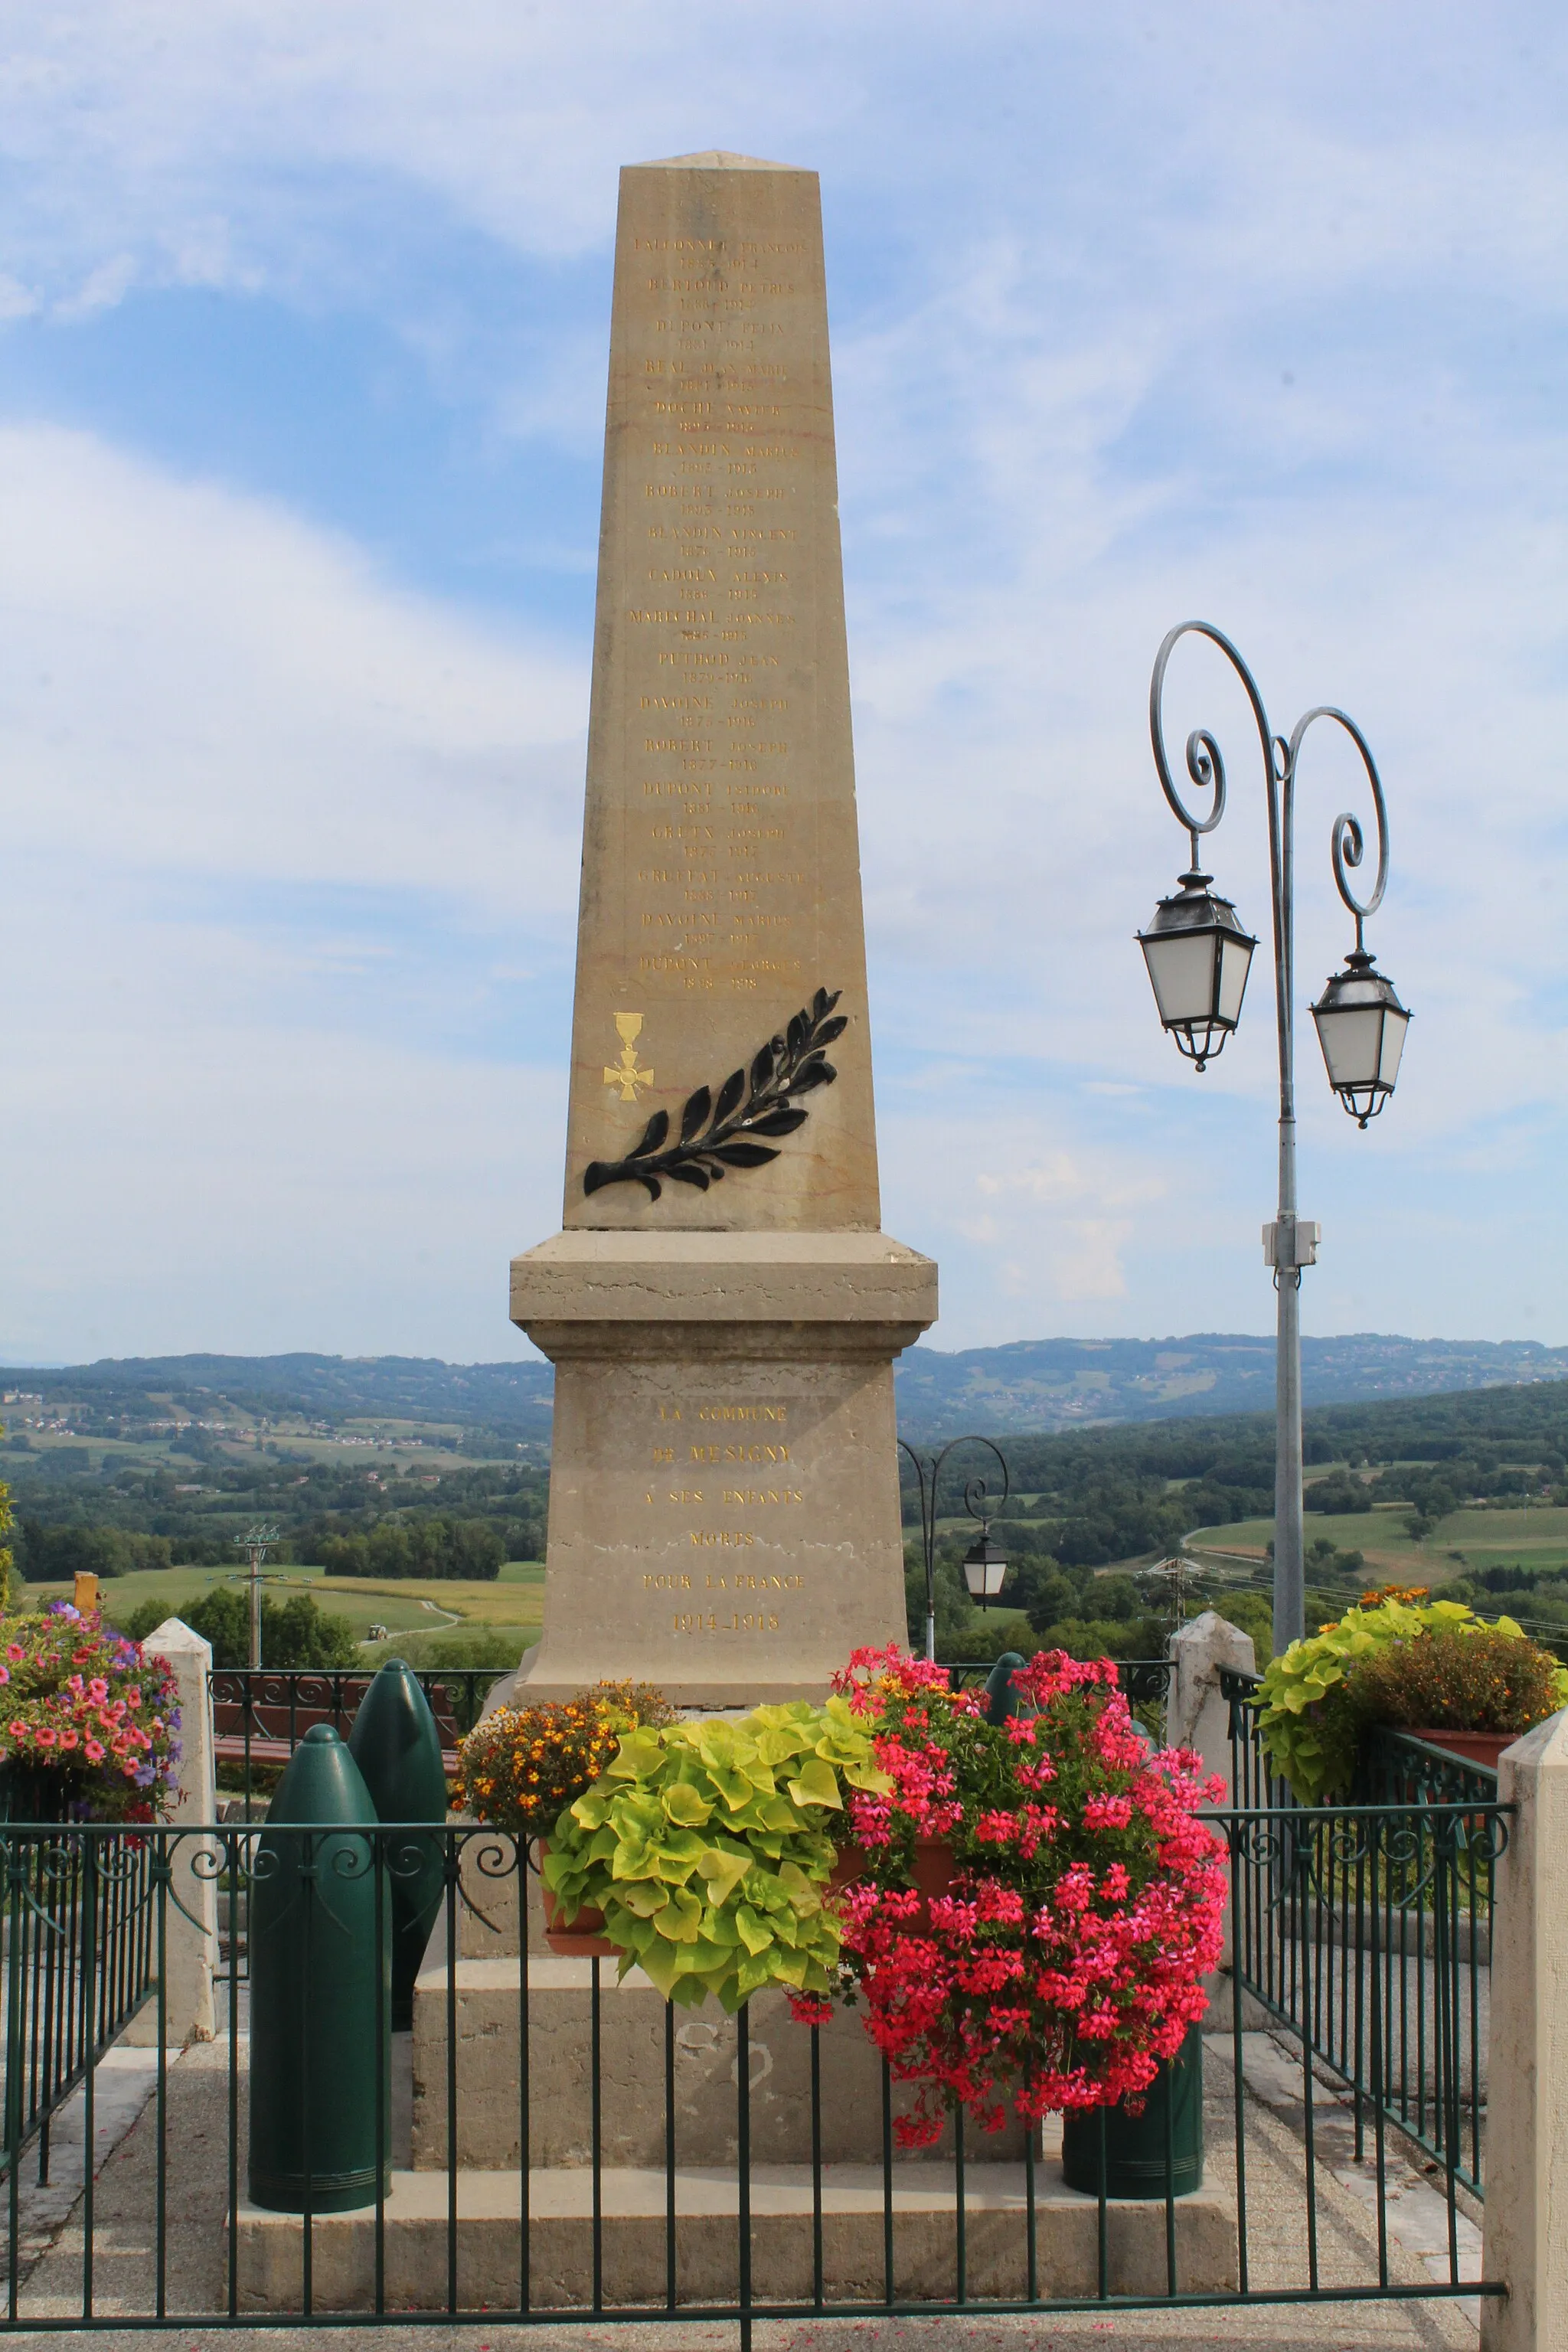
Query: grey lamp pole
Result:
<box><xmin>897</xmin><ymin>1437</ymin><xmax>1010</xmax><ymax>1664</ymax></box>
<box><xmin>1138</xmin><ymin>622</ymin><xmax>1410</xmax><ymax>1655</ymax></box>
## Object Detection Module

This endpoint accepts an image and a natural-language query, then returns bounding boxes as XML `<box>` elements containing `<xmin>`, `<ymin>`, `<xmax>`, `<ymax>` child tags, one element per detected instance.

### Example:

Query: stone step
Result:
<box><xmin>410</xmin><ymin>1955</ymin><xmax>1027</xmax><ymax>2171</ymax></box>
<box><xmin>235</xmin><ymin>2160</ymin><xmax>1238</xmax><ymax>2311</ymax></box>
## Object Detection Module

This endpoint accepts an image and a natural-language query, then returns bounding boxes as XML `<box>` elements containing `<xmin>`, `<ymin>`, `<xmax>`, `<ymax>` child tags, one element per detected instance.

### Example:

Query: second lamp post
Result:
<box><xmin>898</xmin><ymin>1437</ymin><xmax>1011</xmax><ymax>1664</ymax></box>
<box><xmin>1137</xmin><ymin>622</ymin><xmax>1411</xmax><ymax>1655</ymax></box>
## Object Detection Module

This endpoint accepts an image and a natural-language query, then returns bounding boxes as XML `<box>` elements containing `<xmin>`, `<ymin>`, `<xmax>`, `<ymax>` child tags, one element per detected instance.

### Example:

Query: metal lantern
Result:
<box><xmin>962</xmin><ymin>1529</ymin><xmax>1009</xmax><ymax>1609</ymax></box>
<box><xmin>1136</xmin><ymin>871</ymin><xmax>1257</xmax><ymax>1071</ymax></box>
<box><xmin>1311</xmin><ymin>951</ymin><xmax>1410</xmax><ymax>1127</ymax></box>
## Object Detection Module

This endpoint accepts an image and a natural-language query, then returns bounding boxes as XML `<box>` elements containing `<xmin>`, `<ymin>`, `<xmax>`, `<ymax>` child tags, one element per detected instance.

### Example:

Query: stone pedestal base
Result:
<box><xmin>234</xmin><ymin>2159</ymin><xmax>1239</xmax><ymax>2311</ymax></box>
<box><xmin>508</xmin><ymin>1231</ymin><xmax>936</xmax><ymax>1708</ymax></box>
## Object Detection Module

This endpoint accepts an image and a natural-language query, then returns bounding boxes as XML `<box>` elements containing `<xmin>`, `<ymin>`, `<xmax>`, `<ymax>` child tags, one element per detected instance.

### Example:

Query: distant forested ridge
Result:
<box><xmin>0</xmin><ymin>1352</ymin><xmax>554</xmax><ymax>1449</ymax></box>
<box><xmin>890</xmin><ymin>1333</ymin><xmax>1568</xmax><ymax>1436</ymax></box>
<box><xmin>7</xmin><ymin>1334</ymin><xmax>1568</xmax><ymax>1451</ymax></box>
<box><xmin>6</xmin><ymin>1343</ymin><xmax>1568</xmax><ymax>1602</ymax></box>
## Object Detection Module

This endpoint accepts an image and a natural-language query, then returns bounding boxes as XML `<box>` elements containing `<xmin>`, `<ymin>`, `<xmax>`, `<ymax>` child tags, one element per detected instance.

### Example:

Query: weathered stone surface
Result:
<box><xmin>1481</xmin><ymin>1710</ymin><xmax>1568</xmax><ymax>2352</ymax></box>
<box><xmin>119</xmin><ymin>1617</ymin><xmax>217</xmax><ymax>2048</ymax></box>
<box><xmin>410</xmin><ymin>1958</ymin><xmax>1025</xmax><ymax>2171</ymax></box>
<box><xmin>510</xmin><ymin>154</ymin><xmax>936</xmax><ymax>1707</ymax></box>
<box><xmin>558</xmin><ymin>153</ymin><xmax>876</xmax><ymax>1235</ymax></box>
<box><xmin>234</xmin><ymin>2161</ymin><xmax>1239</xmax><ymax>2310</ymax></box>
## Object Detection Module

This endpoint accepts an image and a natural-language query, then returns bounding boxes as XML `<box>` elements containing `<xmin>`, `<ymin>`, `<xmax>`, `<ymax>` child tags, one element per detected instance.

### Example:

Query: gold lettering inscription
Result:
<box><xmin>705</xmin><ymin>1573</ymin><xmax>804</xmax><ymax>1591</ymax></box>
<box><xmin>689</xmin><ymin>1442</ymin><xmax>790</xmax><ymax>1465</ymax></box>
<box><xmin>672</xmin><ymin>1612</ymin><xmax>782</xmax><ymax>1635</ymax></box>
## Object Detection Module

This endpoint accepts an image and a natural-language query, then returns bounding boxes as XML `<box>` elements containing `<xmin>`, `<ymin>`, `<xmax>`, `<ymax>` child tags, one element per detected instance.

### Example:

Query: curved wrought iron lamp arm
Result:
<box><xmin>1148</xmin><ymin>619</ymin><xmax>1280</xmax><ymax>874</ymax></box>
<box><xmin>1287</xmin><ymin>704</ymin><xmax>1390</xmax><ymax>954</ymax></box>
<box><xmin>897</xmin><ymin>1436</ymin><xmax>1011</xmax><ymax>1665</ymax></box>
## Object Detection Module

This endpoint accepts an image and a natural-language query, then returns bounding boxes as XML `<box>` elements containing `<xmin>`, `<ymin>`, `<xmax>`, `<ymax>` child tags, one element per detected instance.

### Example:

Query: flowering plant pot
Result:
<box><xmin>537</xmin><ymin>1843</ymin><xmax>619</xmax><ymax>1958</ymax></box>
<box><xmin>1253</xmin><ymin>1590</ymin><xmax>1568</xmax><ymax>1805</ymax></box>
<box><xmin>1061</xmin><ymin>2022</ymin><xmax>1205</xmax><ymax>2198</ymax></box>
<box><xmin>828</xmin><ymin>1834</ymin><xmax>952</xmax><ymax>1913</ymax></box>
<box><xmin>1403</xmin><ymin>1728</ymin><xmax>1514</xmax><ymax>1772</ymax></box>
<box><xmin>0</xmin><ymin>1606</ymin><xmax>180</xmax><ymax>1821</ymax></box>
<box><xmin>452</xmin><ymin>1681</ymin><xmax>675</xmax><ymax>1839</ymax></box>
<box><xmin>816</xmin><ymin>1647</ymin><xmax>1226</xmax><ymax>2151</ymax></box>
<box><xmin>541</xmin><ymin>1700</ymin><xmax>891</xmax><ymax>2008</ymax></box>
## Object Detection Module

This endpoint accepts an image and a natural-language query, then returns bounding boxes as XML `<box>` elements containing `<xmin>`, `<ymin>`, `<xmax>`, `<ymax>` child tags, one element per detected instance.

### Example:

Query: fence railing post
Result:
<box><xmin>1480</xmin><ymin>1708</ymin><xmax>1568</xmax><ymax>2352</ymax></box>
<box><xmin>122</xmin><ymin>1620</ymin><xmax>217</xmax><ymax>2049</ymax></box>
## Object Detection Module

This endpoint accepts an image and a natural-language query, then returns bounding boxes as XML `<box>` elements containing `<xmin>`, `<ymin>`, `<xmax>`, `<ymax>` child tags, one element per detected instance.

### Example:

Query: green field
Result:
<box><xmin>29</xmin><ymin>1559</ymin><xmax>546</xmax><ymax>1653</ymax></box>
<box><xmin>1187</xmin><ymin>1502</ymin><xmax>1568</xmax><ymax>1586</ymax></box>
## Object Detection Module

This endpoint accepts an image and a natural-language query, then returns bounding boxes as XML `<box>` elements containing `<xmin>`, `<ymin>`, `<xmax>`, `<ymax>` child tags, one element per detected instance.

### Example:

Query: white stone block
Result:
<box><xmin>120</xmin><ymin>1617</ymin><xmax>217</xmax><ymax>2047</ymax></box>
<box><xmin>1481</xmin><ymin>1707</ymin><xmax>1568</xmax><ymax>2352</ymax></box>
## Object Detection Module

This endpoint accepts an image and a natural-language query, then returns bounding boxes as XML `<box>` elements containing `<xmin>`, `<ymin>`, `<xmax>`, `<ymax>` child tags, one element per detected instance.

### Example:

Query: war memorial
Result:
<box><xmin>508</xmin><ymin>149</ymin><xmax>937</xmax><ymax>1710</ymax></box>
<box><xmin>5</xmin><ymin>155</ymin><xmax>1567</xmax><ymax>2352</ymax></box>
<box><xmin>230</xmin><ymin>149</ymin><xmax>1240</xmax><ymax>2310</ymax></box>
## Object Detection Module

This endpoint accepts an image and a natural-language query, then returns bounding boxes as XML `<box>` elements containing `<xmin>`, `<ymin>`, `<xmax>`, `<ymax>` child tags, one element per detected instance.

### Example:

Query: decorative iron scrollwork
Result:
<box><xmin>583</xmin><ymin>988</ymin><xmax>845</xmax><ymax>1202</ymax></box>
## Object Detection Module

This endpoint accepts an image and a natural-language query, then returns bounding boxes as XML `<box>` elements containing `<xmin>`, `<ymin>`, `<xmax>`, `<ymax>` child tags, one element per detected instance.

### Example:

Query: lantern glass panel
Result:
<box><xmin>962</xmin><ymin>1541</ymin><xmax>1008</xmax><ymax>1600</ymax></box>
<box><xmin>1215</xmin><ymin>931</ymin><xmax>1254</xmax><ymax>1026</ymax></box>
<box><xmin>1378</xmin><ymin>1005</ymin><xmax>1410</xmax><ymax>1087</ymax></box>
<box><xmin>1140</xmin><ymin>930</ymin><xmax>1219</xmax><ymax>1028</ymax></box>
<box><xmin>1313</xmin><ymin>1004</ymin><xmax>1383</xmax><ymax>1092</ymax></box>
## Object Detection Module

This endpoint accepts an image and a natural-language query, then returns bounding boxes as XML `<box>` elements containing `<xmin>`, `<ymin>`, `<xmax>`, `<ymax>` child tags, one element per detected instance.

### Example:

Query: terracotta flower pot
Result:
<box><xmin>828</xmin><ymin>1835</ymin><xmax>954</xmax><ymax>1918</ymax></box>
<box><xmin>537</xmin><ymin>1841</ymin><xmax>619</xmax><ymax>1959</ymax></box>
<box><xmin>1403</xmin><ymin>1728</ymin><xmax>1514</xmax><ymax>1772</ymax></box>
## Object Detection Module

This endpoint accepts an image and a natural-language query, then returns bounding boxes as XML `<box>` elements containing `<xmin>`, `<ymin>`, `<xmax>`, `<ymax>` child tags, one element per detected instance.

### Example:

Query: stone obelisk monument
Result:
<box><xmin>510</xmin><ymin>153</ymin><xmax>936</xmax><ymax>1706</ymax></box>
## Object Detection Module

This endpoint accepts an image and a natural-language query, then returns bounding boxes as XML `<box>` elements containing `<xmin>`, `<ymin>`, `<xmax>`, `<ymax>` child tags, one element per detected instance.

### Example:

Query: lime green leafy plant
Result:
<box><xmin>1254</xmin><ymin>1590</ymin><xmax>1568</xmax><ymax>1805</ymax></box>
<box><xmin>541</xmin><ymin>1699</ymin><xmax>892</xmax><ymax>2010</ymax></box>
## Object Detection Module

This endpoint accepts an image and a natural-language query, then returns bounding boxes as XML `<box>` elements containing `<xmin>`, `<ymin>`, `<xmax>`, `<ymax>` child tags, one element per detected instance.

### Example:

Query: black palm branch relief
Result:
<box><xmin>583</xmin><ymin>988</ymin><xmax>847</xmax><ymax>1202</ymax></box>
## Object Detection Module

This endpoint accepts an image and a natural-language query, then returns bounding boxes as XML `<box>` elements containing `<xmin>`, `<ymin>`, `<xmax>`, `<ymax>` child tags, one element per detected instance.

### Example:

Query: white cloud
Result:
<box><xmin>0</xmin><ymin>423</ymin><xmax>590</xmax><ymax>1357</ymax></box>
<box><xmin>0</xmin><ymin>424</ymin><xmax>587</xmax><ymax>913</ymax></box>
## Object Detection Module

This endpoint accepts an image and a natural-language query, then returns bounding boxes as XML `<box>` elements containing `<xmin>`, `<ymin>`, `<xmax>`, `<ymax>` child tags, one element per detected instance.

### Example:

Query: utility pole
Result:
<box><xmin>234</xmin><ymin>1523</ymin><xmax>280</xmax><ymax>1670</ymax></box>
<box><xmin>1144</xmin><ymin>1553</ymin><xmax>1202</xmax><ymax>1642</ymax></box>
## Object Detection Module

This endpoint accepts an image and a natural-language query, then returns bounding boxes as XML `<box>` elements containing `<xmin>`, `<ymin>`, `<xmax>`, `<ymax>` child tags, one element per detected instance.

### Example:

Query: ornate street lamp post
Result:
<box><xmin>1138</xmin><ymin>622</ymin><xmax>1410</xmax><ymax>1654</ymax></box>
<box><xmin>897</xmin><ymin>1437</ymin><xmax>1011</xmax><ymax>1664</ymax></box>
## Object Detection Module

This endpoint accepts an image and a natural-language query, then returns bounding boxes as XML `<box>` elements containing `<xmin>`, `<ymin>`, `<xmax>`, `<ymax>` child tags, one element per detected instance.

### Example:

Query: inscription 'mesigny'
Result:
<box><xmin>688</xmin><ymin>1442</ymin><xmax>790</xmax><ymax>1464</ymax></box>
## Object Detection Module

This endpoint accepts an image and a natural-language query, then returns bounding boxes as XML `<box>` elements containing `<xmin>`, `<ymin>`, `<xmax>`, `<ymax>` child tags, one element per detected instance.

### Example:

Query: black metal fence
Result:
<box><xmin>210</xmin><ymin>1667</ymin><xmax>511</xmax><ymax>1795</ymax></box>
<box><xmin>1222</xmin><ymin>1667</ymin><xmax>1498</xmax><ymax>2198</ymax></box>
<box><xmin>0</xmin><ymin>1803</ymin><xmax>1505</xmax><ymax>2333</ymax></box>
<box><xmin>0</xmin><ymin>1831</ymin><xmax>157</xmax><ymax>2179</ymax></box>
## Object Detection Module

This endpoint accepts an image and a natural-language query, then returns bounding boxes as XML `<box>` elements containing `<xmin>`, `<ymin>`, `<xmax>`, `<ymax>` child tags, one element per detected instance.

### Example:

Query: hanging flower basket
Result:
<box><xmin>0</xmin><ymin>1606</ymin><xmax>180</xmax><ymax>1822</ymax></box>
<box><xmin>537</xmin><ymin>1841</ymin><xmax>619</xmax><ymax>1958</ymax></box>
<box><xmin>818</xmin><ymin>1646</ymin><xmax>1227</xmax><ymax>2151</ymax></box>
<box><xmin>828</xmin><ymin>1834</ymin><xmax>952</xmax><ymax>1913</ymax></box>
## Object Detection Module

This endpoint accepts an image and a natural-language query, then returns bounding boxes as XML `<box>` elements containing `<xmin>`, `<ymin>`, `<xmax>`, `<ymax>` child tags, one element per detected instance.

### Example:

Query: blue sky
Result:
<box><xmin>3</xmin><ymin>1</ymin><xmax>1567</xmax><ymax>1362</ymax></box>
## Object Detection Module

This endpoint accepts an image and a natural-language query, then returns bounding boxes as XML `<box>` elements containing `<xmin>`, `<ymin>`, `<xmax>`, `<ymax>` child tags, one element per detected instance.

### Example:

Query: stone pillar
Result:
<box><xmin>1168</xmin><ymin>1610</ymin><xmax>1256</xmax><ymax>1798</ymax></box>
<box><xmin>1480</xmin><ymin>1709</ymin><xmax>1568</xmax><ymax>2352</ymax></box>
<box><xmin>1168</xmin><ymin>1611</ymin><xmax>1255</xmax><ymax>1974</ymax></box>
<box><xmin>510</xmin><ymin>154</ymin><xmax>936</xmax><ymax>1707</ymax></box>
<box><xmin>122</xmin><ymin>1618</ymin><xmax>217</xmax><ymax>2047</ymax></box>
